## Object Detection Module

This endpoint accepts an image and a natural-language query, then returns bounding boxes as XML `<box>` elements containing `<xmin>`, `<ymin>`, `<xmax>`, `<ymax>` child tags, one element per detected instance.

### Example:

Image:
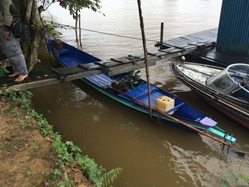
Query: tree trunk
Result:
<box><xmin>18</xmin><ymin>0</ymin><xmax>43</xmax><ymax>71</ymax></box>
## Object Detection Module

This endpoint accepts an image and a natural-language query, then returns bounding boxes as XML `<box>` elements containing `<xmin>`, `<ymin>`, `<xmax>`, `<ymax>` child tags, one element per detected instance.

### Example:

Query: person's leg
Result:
<box><xmin>9</xmin><ymin>53</ymin><xmax>28</xmax><ymax>74</ymax></box>
<box><xmin>9</xmin><ymin>53</ymin><xmax>28</xmax><ymax>81</ymax></box>
<box><xmin>0</xmin><ymin>27</ymin><xmax>28</xmax><ymax>81</ymax></box>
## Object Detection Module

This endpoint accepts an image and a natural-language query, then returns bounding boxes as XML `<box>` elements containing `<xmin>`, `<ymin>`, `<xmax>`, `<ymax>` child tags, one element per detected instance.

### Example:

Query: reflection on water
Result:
<box><xmin>32</xmin><ymin>0</ymin><xmax>249</xmax><ymax>186</ymax></box>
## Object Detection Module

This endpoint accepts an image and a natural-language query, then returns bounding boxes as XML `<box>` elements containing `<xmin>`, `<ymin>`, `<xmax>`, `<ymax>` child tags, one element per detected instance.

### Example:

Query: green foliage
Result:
<box><xmin>38</xmin><ymin>0</ymin><xmax>103</xmax><ymax>38</ymax></box>
<box><xmin>239</xmin><ymin>174</ymin><xmax>249</xmax><ymax>184</ymax></box>
<box><xmin>9</xmin><ymin>91</ymin><xmax>33</xmax><ymax>110</ymax></box>
<box><xmin>75</xmin><ymin>154</ymin><xmax>104</xmax><ymax>187</ymax></box>
<box><xmin>31</xmin><ymin>142</ymin><xmax>40</xmax><ymax>150</ymax></box>
<box><xmin>39</xmin><ymin>0</ymin><xmax>102</xmax><ymax>20</ymax></box>
<box><xmin>220</xmin><ymin>179</ymin><xmax>230</xmax><ymax>187</ymax></box>
<box><xmin>52</xmin><ymin>135</ymin><xmax>74</xmax><ymax>163</ymax></box>
<box><xmin>30</xmin><ymin>142</ymin><xmax>40</xmax><ymax>158</ymax></box>
<box><xmin>24</xmin><ymin>168</ymin><xmax>32</xmax><ymax>177</ymax></box>
<box><xmin>103</xmin><ymin>168</ymin><xmax>123</xmax><ymax>187</ymax></box>
<box><xmin>7</xmin><ymin>90</ymin><xmax>122</xmax><ymax>186</ymax></box>
<box><xmin>41</xmin><ymin>21</ymin><xmax>63</xmax><ymax>37</ymax></box>
<box><xmin>21</xmin><ymin>119</ymin><xmax>29</xmax><ymax>128</ymax></box>
<box><xmin>9</xmin><ymin>91</ymin><xmax>20</xmax><ymax>102</ymax></box>
<box><xmin>57</xmin><ymin>179</ymin><xmax>74</xmax><ymax>187</ymax></box>
<box><xmin>57</xmin><ymin>0</ymin><xmax>102</xmax><ymax>18</ymax></box>
<box><xmin>65</xmin><ymin>141</ymin><xmax>82</xmax><ymax>153</ymax></box>
<box><xmin>46</xmin><ymin>169</ymin><xmax>62</xmax><ymax>181</ymax></box>
<box><xmin>11</xmin><ymin>107</ymin><xmax>22</xmax><ymax>117</ymax></box>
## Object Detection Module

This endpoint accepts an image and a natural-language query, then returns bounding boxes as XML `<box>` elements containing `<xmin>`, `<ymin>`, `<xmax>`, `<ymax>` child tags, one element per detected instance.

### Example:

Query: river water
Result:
<box><xmin>32</xmin><ymin>0</ymin><xmax>249</xmax><ymax>186</ymax></box>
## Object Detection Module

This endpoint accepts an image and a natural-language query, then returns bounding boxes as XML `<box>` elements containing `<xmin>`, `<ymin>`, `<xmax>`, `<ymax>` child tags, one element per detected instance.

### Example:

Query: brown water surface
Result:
<box><xmin>32</xmin><ymin>0</ymin><xmax>249</xmax><ymax>186</ymax></box>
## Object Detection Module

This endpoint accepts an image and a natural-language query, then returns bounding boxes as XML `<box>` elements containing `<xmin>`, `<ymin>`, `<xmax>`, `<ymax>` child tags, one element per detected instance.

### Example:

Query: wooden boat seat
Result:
<box><xmin>85</xmin><ymin>74</ymin><xmax>113</xmax><ymax>88</ymax></box>
<box><xmin>125</xmin><ymin>83</ymin><xmax>158</xmax><ymax>99</ymax></box>
<box><xmin>57</xmin><ymin>48</ymin><xmax>69</xmax><ymax>55</ymax></box>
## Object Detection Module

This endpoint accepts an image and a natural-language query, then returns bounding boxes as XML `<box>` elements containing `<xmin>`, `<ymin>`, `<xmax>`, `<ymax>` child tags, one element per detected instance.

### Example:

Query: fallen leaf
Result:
<box><xmin>44</xmin><ymin>137</ymin><xmax>53</xmax><ymax>142</ymax></box>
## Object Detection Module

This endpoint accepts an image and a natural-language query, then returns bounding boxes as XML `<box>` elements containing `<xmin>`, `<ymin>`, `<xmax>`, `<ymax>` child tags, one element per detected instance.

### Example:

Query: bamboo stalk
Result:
<box><xmin>137</xmin><ymin>0</ymin><xmax>152</xmax><ymax>120</ymax></box>
<box><xmin>79</xmin><ymin>14</ymin><xmax>82</xmax><ymax>49</ymax></box>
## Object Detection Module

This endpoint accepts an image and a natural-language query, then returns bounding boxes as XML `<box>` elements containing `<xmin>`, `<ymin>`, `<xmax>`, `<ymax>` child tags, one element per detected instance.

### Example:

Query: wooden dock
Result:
<box><xmin>163</xmin><ymin>28</ymin><xmax>249</xmax><ymax>67</ymax></box>
<box><xmin>160</xmin><ymin>28</ymin><xmax>217</xmax><ymax>49</ymax></box>
<box><xmin>0</xmin><ymin>29</ymin><xmax>217</xmax><ymax>93</ymax></box>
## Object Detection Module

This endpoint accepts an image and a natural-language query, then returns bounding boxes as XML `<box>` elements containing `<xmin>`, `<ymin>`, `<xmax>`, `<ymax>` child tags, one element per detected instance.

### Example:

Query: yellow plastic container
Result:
<box><xmin>155</xmin><ymin>96</ymin><xmax>175</xmax><ymax>114</ymax></box>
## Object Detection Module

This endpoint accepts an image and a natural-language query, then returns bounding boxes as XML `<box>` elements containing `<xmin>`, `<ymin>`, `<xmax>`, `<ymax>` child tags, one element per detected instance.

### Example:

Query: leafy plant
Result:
<box><xmin>11</xmin><ymin>107</ymin><xmax>22</xmax><ymax>117</ymax></box>
<box><xmin>24</xmin><ymin>168</ymin><xmax>32</xmax><ymax>177</ymax></box>
<box><xmin>75</xmin><ymin>154</ymin><xmax>104</xmax><ymax>187</ymax></box>
<box><xmin>52</xmin><ymin>135</ymin><xmax>74</xmax><ymax>164</ymax></box>
<box><xmin>21</xmin><ymin>119</ymin><xmax>29</xmax><ymax>128</ymax></box>
<box><xmin>103</xmin><ymin>168</ymin><xmax>123</xmax><ymax>187</ymax></box>
<box><xmin>41</xmin><ymin>21</ymin><xmax>62</xmax><ymax>37</ymax></box>
<box><xmin>51</xmin><ymin>169</ymin><xmax>62</xmax><ymax>180</ymax></box>
<box><xmin>239</xmin><ymin>174</ymin><xmax>249</xmax><ymax>184</ymax></box>
<box><xmin>6</xmin><ymin>90</ymin><xmax>122</xmax><ymax>186</ymax></box>
<box><xmin>31</xmin><ymin>142</ymin><xmax>40</xmax><ymax>150</ymax></box>
<box><xmin>65</xmin><ymin>141</ymin><xmax>82</xmax><ymax>153</ymax></box>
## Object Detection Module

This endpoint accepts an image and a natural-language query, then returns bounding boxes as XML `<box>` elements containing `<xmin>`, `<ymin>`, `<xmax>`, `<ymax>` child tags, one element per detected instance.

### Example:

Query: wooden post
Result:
<box><xmin>75</xmin><ymin>11</ymin><xmax>78</xmax><ymax>45</ymax></box>
<box><xmin>137</xmin><ymin>0</ymin><xmax>152</xmax><ymax>120</ymax></box>
<box><xmin>79</xmin><ymin>14</ymin><xmax>82</xmax><ymax>49</ymax></box>
<box><xmin>160</xmin><ymin>22</ymin><xmax>164</xmax><ymax>49</ymax></box>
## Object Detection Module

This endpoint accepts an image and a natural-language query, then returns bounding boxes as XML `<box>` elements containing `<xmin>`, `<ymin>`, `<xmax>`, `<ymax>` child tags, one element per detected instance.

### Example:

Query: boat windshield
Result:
<box><xmin>206</xmin><ymin>63</ymin><xmax>249</xmax><ymax>95</ymax></box>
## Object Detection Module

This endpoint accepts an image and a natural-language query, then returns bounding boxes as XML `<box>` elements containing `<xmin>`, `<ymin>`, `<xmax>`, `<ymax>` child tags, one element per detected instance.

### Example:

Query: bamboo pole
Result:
<box><xmin>137</xmin><ymin>0</ymin><xmax>152</xmax><ymax>120</ymax></box>
<box><xmin>79</xmin><ymin>14</ymin><xmax>82</xmax><ymax>49</ymax></box>
<box><xmin>75</xmin><ymin>11</ymin><xmax>78</xmax><ymax>45</ymax></box>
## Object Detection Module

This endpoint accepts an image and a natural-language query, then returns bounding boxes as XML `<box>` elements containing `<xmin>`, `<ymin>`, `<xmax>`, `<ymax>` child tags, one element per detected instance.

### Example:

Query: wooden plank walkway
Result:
<box><xmin>165</xmin><ymin>28</ymin><xmax>249</xmax><ymax>67</ymax></box>
<box><xmin>0</xmin><ymin>29</ymin><xmax>217</xmax><ymax>93</ymax></box>
<box><xmin>161</xmin><ymin>28</ymin><xmax>217</xmax><ymax>49</ymax></box>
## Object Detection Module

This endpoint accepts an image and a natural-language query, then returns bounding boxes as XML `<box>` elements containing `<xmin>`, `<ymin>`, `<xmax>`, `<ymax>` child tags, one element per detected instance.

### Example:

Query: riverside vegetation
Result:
<box><xmin>0</xmin><ymin>91</ymin><xmax>122</xmax><ymax>187</ymax></box>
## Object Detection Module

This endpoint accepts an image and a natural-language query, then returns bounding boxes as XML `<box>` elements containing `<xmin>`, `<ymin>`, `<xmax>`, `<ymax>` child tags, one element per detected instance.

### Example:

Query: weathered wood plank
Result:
<box><xmin>0</xmin><ymin>29</ymin><xmax>218</xmax><ymax>93</ymax></box>
<box><xmin>107</xmin><ymin>59</ymin><xmax>156</xmax><ymax>76</ymax></box>
<box><xmin>0</xmin><ymin>69</ymin><xmax>102</xmax><ymax>94</ymax></box>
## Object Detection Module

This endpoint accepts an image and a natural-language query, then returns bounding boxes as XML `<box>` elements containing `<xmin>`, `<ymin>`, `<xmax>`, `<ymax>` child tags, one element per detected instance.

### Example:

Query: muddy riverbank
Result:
<box><xmin>0</xmin><ymin>94</ymin><xmax>93</xmax><ymax>187</ymax></box>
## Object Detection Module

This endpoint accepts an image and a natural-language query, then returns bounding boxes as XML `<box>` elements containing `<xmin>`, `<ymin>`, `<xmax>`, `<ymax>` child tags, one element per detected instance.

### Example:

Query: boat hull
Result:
<box><xmin>82</xmin><ymin>77</ymin><xmax>203</xmax><ymax>129</ymax></box>
<box><xmin>170</xmin><ymin>62</ymin><xmax>249</xmax><ymax>129</ymax></box>
<box><xmin>45</xmin><ymin>36</ymin><xmax>236</xmax><ymax>143</ymax></box>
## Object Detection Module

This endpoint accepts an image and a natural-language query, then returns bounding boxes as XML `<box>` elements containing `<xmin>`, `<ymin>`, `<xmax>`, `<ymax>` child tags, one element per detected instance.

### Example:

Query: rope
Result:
<box><xmin>44</xmin><ymin>20</ymin><xmax>157</xmax><ymax>42</ymax></box>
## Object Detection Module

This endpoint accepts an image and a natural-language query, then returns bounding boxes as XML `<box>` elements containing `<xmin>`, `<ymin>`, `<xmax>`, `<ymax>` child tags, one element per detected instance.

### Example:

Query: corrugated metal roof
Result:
<box><xmin>217</xmin><ymin>0</ymin><xmax>249</xmax><ymax>56</ymax></box>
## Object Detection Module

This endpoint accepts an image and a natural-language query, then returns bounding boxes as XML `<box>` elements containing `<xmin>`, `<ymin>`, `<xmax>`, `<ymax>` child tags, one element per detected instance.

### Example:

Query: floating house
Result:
<box><xmin>186</xmin><ymin>0</ymin><xmax>249</xmax><ymax>66</ymax></box>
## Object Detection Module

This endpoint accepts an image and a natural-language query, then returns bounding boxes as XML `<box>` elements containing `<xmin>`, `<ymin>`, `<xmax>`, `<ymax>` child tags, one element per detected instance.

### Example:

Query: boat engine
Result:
<box><xmin>111</xmin><ymin>71</ymin><xmax>141</xmax><ymax>92</ymax></box>
<box><xmin>111</xmin><ymin>76</ymin><xmax>131</xmax><ymax>92</ymax></box>
<box><xmin>133</xmin><ymin>71</ymin><xmax>141</xmax><ymax>83</ymax></box>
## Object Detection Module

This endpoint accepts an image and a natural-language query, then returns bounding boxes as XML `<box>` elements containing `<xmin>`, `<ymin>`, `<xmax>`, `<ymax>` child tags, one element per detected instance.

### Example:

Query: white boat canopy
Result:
<box><xmin>206</xmin><ymin>63</ymin><xmax>249</xmax><ymax>95</ymax></box>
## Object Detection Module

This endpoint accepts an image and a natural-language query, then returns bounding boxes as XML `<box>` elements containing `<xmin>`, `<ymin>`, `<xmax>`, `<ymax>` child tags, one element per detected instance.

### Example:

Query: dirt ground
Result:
<box><xmin>0</xmin><ymin>97</ymin><xmax>91</xmax><ymax>187</ymax></box>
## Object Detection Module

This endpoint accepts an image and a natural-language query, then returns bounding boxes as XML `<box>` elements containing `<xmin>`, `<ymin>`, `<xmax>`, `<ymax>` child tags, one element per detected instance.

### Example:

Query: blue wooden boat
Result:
<box><xmin>45</xmin><ymin>36</ymin><xmax>236</xmax><ymax>144</ymax></box>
